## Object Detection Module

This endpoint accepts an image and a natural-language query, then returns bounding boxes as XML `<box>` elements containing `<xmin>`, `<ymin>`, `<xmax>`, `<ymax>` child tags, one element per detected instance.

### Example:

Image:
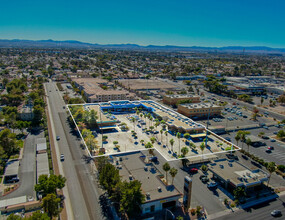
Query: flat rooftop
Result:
<box><xmin>113</xmin><ymin>152</ymin><xmax>181</xmax><ymax>203</ymax></box>
<box><xmin>36</xmin><ymin>153</ymin><xmax>49</xmax><ymax>180</ymax></box>
<box><xmin>118</xmin><ymin>79</ymin><xmax>178</xmax><ymax>90</ymax></box>
<box><xmin>141</xmin><ymin>101</ymin><xmax>204</xmax><ymax>131</ymax></box>
<box><xmin>179</xmin><ymin>103</ymin><xmax>221</xmax><ymax>109</ymax></box>
<box><xmin>209</xmin><ymin>159</ymin><xmax>268</xmax><ymax>187</ymax></box>
<box><xmin>164</xmin><ymin>94</ymin><xmax>200</xmax><ymax>98</ymax></box>
<box><xmin>5</xmin><ymin>160</ymin><xmax>19</xmax><ymax>177</ymax></box>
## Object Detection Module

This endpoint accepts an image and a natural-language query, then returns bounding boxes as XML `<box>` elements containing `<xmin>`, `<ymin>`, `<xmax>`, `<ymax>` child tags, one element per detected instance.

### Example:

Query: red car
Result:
<box><xmin>189</xmin><ymin>168</ymin><xmax>198</xmax><ymax>174</ymax></box>
<box><xmin>268</xmin><ymin>146</ymin><xmax>274</xmax><ymax>150</ymax></box>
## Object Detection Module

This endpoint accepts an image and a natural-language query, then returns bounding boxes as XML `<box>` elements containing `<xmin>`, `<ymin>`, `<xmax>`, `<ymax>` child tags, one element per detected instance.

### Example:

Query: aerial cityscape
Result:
<box><xmin>0</xmin><ymin>1</ymin><xmax>285</xmax><ymax>220</ymax></box>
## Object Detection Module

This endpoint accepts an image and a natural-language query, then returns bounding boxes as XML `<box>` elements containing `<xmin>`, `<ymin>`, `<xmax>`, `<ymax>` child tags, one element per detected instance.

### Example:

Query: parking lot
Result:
<box><xmin>220</xmin><ymin>126</ymin><xmax>285</xmax><ymax>165</ymax></box>
<box><xmin>196</xmin><ymin>103</ymin><xmax>275</xmax><ymax>130</ymax></box>
<box><xmin>60</xmin><ymin>83</ymin><xmax>82</xmax><ymax>99</ymax></box>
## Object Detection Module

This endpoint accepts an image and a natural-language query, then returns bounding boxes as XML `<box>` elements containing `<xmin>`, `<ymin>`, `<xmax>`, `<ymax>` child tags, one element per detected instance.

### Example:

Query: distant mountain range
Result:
<box><xmin>0</xmin><ymin>39</ymin><xmax>285</xmax><ymax>54</ymax></box>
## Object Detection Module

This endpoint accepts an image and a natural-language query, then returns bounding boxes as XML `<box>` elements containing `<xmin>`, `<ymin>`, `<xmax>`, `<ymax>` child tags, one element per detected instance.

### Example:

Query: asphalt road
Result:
<box><xmin>45</xmin><ymin>81</ymin><xmax>109</xmax><ymax>220</ymax></box>
<box><xmin>214</xmin><ymin>194</ymin><xmax>285</xmax><ymax>220</ymax></box>
<box><xmin>1</xmin><ymin>131</ymin><xmax>43</xmax><ymax>200</ymax></box>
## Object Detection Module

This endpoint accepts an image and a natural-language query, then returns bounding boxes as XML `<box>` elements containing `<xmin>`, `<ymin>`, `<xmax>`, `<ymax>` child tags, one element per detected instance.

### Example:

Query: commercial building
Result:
<box><xmin>209</xmin><ymin>159</ymin><xmax>268</xmax><ymax>192</ymax></box>
<box><xmin>113</xmin><ymin>152</ymin><xmax>182</xmax><ymax>215</ymax></box>
<box><xmin>72</xmin><ymin>78</ymin><xmax>134</xmax><ymax>103</ymax></box>
<box><xmin>178</xmin><ymin>103</ymin><xmax>222</xmax><ymax>118</ymax></box>
<box><xmin>163</xmin><ymin>95</ymin><xmax>200</xmax><ymax>106</ymax></box>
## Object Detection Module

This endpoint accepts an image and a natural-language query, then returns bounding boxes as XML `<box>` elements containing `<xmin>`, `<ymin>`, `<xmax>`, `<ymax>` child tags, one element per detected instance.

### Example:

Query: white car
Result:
<box><xmin>60</xmin><ymin>154</ymin><xmax>65</xmax><ymax>161</ymax></box>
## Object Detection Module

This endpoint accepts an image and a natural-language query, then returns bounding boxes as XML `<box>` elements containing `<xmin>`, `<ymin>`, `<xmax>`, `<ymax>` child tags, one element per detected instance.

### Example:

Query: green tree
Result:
<box><xmin>34</xmin><ymin>174</ymin><xmax>66</xmax><ymax>197</ymax></box>
<box><xmin>7</xmin><ymin>214</ymin><xmax>21</xmax><ymax>220</ymax></box>
<box><xmin>33</xmin><ymin>105</ymin><xmax>44</xmax><ymax>125</ymax></box>
<box><xmin>163</xmin><ymin>162</ymin><xmax>171</xmax><ymax>184</ymax></box>
<box><xmin>170</xmin><ymin>167</ymin><xmax>178</xmax><ymax>185</ymax></box>
<box><xmin>246</xmin><ymin>138</ymin><xmax>252</xmax><ymax>153</ymax></box>
<box><xmin>177</xmin><ymin>132</ymin><xmax>181</xmax><ymax>155</ymax></box>
<box><xmin>233</xmin><ymin>186</ymin><xmax>246</xmax><ymax>201</ymax></box>
<box><xmin>0</xmin><ymin>128</ymin><xmax>19</xmax><ymax>156</ymax></box>
<box><xmin>200</xmin><ymin>142</ymin><xmax>206</xmax><ymax>162</ymax></box>
<box><xmin>169</xmin><ymin>138</ymin><xmax>174</xmax><ymax>152</ymax></box>
<box><xmin>145</xmin><ymin>142</ymin><xmax>153</xmax><ymax>149</ymax></box>
<box><xmin>181</xmin><ymin>147</ymin><xmax>189</xmax><ymax>157</ymax></box>
<box><xmin>118</xmin><ymin>180</ymin><xmax>145</xmax><ymax>217</ymax></box>
<box><xmin>235</xmin><ymin>133</ymin><xmax>241</xmax><ymax>147</ymax></box>
<box><xmin>267</xmin><ymin>162</ymin><xmax>276</xmax><ymax>186</ymax></box>
<box><xmin>26</xmin><ymin>211</ymin><xmax>50</xmax><ymax>220</ymax></box>
<box><xmin>150</xmin><ymin>136</ymin><xmax>156</xmax><ymax>144</ymax></box>
<box><xmin>99</xmin><ymin>163</ymin><xmax>120</xmax><ymax>194</ymax></box>
<box><xmin>165</xmin><ymin>131</ymin><xmax>168</xmax><ymax>147</ymax></box>
<box><xmin>277</xmin><ymin>130</ymin><xmax>285</xmax><ymax>140</ymax></box>
<box><xmin>42</xmin><ymin>193</ymin><xmax>61</xmax><ymax>218</ymax></box>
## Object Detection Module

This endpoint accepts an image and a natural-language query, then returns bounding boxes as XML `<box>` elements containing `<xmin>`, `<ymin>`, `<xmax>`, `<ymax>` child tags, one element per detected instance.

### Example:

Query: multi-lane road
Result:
<box><xmin>45</xmin><ymin>81</ymin><xmax>109</xmax><ymax>220</ymax></box>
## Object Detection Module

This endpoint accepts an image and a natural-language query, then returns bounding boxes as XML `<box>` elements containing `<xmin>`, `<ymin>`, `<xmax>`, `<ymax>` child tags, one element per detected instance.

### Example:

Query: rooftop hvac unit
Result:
<box><xmin>146</xmin><ymin>192</ymin><xmax>150</xmax><ymax>198</ymax></box>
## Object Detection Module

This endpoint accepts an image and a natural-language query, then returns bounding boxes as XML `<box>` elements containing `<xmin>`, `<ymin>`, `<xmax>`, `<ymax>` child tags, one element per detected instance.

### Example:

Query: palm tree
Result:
<box><xmin>170</xmin><ymin>167</ymin><xmax>178</xmax><ymax>185</ymax></box>
<box><xmin>163</xmin><ymin>162</ymin><xmax>171</xmax><ymax>185</ymax></box>
<box><xmin>246</xmin><ymin>138</ymin><xmax>251</xmax><ymax>153</ymax></box>
<box><xmin>181</xmin><ymin>147</ymin><xmax>189</xmax><ymax>157</ymax></box>
<box><xmin>239</xmin><ymin>131</ymin><xmax>250</xmax><ymax>150</ymax></box>
<box><xmin>150</xmin><ymin>137</ymin><xmax>156</xmax><ymax>144</ymax></box>
<box><xmin>160</xmin><ymin>129</ymin><xmax>163</xmax><ymax>143</ymax></box>
<box><xmin>170</xmin><ymin>138</ymin><xmax>174</xmax><ymax>152</ymax></box>
<box><xmin>267</xmin><ymin>162</ymin><xmax>276</xmax><ymax>187</ymax></box>
<box><xmin>184</xmin><ymin>133</ymin><xmax>190</xmax><ymax>144</ymax></box>
<box><xmin>177</xmin><ymin>132</ymin><xmax>181</xmax><ymax>155</ymax></box>
<box><xmin>235</xmin><ymin>133</ymin><xmax>241</xmax><ymax>147</ymax></box>
<box><xmin>200</xmin><ymin>142</ymin><xmax>205</xmax><ymax>162</ymax></box>
<box><xmin>165</xmin><ymin>131</ymin><xmax>168</xmax><ymax>147</ymax></box>
<box><xmin>131</xmin><ymin>117</ymin><xmax>136</xmax><ymax>132</ymax></box>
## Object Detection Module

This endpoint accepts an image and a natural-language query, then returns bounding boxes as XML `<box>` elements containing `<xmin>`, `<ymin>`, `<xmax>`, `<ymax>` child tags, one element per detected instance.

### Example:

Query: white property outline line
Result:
<box><xmin>66</xmin><ymin>101</ymin><xmax>241</xmax><ymax>162</ymax></box>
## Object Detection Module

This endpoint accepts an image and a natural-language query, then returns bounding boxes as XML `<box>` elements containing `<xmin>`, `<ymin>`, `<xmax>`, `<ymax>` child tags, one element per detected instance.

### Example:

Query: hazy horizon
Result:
<box><xmin>1</xmin><ymin>0</ymin><xmax>285</xmax><ymax>48</ymax></box>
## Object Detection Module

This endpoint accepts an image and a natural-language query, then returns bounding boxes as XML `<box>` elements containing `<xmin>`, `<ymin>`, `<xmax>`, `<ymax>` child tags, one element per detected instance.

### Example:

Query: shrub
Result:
<box><xmin>201</xmin><ymin>164</ymin><xmax>208</xmax><ymax>172</ymax></box>
<box><xmin>190</xmin><ymin>208</ymin><xmax>196</xmax><ymax>215</ymax></box>
<box><xmin>230</xmin><ymin>203</ymin><xmax>235</xmax><ymax>208</ymax></box>
<box><xmin>224</xmin><ymin>198</ymin><xmax>228</xmax><ymax>205</ymax></box>
<box><xmin>278</xmin><ymin>165</ymin><xmax>285</xmax><ymax>172</ymax></box>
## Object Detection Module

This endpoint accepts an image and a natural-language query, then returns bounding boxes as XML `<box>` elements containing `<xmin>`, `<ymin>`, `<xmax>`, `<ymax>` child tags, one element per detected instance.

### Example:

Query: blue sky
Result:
<box><xmin>1</xmin><ymin>0</ymin><xmax>285</xmax><ymax>47</ymax></box>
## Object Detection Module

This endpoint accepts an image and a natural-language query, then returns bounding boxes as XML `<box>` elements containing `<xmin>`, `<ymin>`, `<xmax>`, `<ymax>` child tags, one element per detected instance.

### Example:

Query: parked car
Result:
<box><xmin>200</xmin><ymin>175</ymin><xmax>209</xmax><ymax>183</ymax></box>
<box><xmin>60</xmin><ymin>154</ymin><xmax>65</xmax><ymax>161</ymax></box>
<box><xmin>262</xmin><ymin>136</ymin><xmax>269</xmax><ymax>139</ymax></box>
<box><xmin>271</xmin><ymin>210</ymin><xmax>281</xmax><ymax>217</ymax></box>
<box><xmin>266</xmin><ymin>149</ymin><xmax>272</xmax><ymax>153</ymax></box>
<box><xmin>189</xmin><ymin>168</ymin><xmax>198</xmax><ymax>174</ymax></box>
<box><xmin>270</xmin><ymin>139</ymin><xmax>276</xmax><ymax>142</ymax></box>
<box><xmin>56</xmin><ymin>136</ymin><xmax>60</xmax><ymax>141</ymax></box>
<box><xmin>268</xmin><ymin>146</ymin><xmax>274</xmax><ymax>150</ymax></box>
<box><xmin>207</xmin><ymin>182</ymin><xmax>218</xmax><ymax>189</ymax></box>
